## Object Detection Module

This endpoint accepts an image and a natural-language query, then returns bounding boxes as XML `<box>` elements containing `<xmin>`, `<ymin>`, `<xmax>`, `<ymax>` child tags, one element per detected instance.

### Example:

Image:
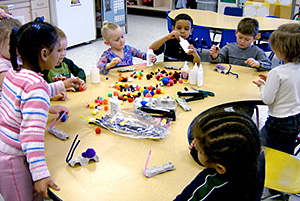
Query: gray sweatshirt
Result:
<box><xmin>210</xmin><ymin>43</ymin><xmax>272</xmax><ymax>70</ymax></box>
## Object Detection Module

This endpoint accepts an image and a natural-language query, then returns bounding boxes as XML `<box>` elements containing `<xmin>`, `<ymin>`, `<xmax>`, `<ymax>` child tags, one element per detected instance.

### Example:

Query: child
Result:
<box><xmin>210</xmin><ymin>18</ymin><xmax>272</xmax><ymax>71</ymax></box>
<box><xmin>0</xmin><ymin>18</ymin><xmax>82</xmax><ymax>200</ymax></box>
<box><xmin>97</xmin><ymin>21</ymin><xmax>156</xmax><ymax>75</ymax></box>
<box><xmin>151</xmin><ymin>13</ymin><xmax>200</xmax><ymax>64</ymax></box>
<box><xmin>0</xmin><ymin>9</ymin><xmax>22</xmax><ymax>102</ymax></box>
<box><xmin>253</xmin><ymin>23</ymin><xmax>300</xmax><ymax>154</ymax></box>
<box><xmin>43</xmin><ymin>27</ymin><xmax>86</xmax><ymax>101</ymax></box>
<box><xmin>175</xmin><ymin>112</ymin><xmax>265</xmax><ymax>201</ymax></box>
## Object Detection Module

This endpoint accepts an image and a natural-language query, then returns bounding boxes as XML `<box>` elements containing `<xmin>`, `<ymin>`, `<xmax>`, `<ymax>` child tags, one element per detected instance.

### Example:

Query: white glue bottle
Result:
<box><xmin>146</xmin><ymin>46</ymin><xmax>154</xmax><ymax>67</ymax></box>
<box><xmin>181</xmin><ymin>61</ymin><xmax>189</xmax><ymax>83</ymax></box>
<box><xmin>189</xmin><ymin>63</ymin><xmax>198</xmax><ymax>85</ymax></box>
<box><xmin>110</xmin><ymin>96</ymin><xmax>121</xmax><ymax>116</ymax></box>
<box><xmin>197</xmin><ymin>63</ymin><xmax>203</xmax><ymax>87</ymax></box>
<box><xmin>90</xmin><ymin>65</ymin><xmax>100</xmax><ymax>84</ymax></box>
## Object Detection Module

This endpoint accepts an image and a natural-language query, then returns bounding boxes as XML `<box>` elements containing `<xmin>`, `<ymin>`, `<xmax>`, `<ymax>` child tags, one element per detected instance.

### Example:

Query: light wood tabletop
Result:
<box><xmin>45</xmin><ymin>62</ymin><xmax>264</xmax><ymax>201</ymax></box>
<box><xmin>168</xmin><ymin>9</ymin><xmax>298</xmax><ymax>31</ymax></box>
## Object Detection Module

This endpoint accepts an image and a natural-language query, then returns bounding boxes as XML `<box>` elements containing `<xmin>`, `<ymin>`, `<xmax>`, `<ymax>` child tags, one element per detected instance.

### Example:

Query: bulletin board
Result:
<box><xmin>101</xmin><ymin>0</ymin><xmax>128</xmax><ymax>33</ymax></box>
<box><xmin>244</xmin><ymin>0</ymin><xmax>295</xmax><ymax>18</ymax></box>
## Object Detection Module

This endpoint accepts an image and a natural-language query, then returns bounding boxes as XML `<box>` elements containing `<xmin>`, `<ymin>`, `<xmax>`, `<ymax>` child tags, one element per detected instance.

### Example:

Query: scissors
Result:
<box><xmin>190</xmin><ymin>87</ymin><xmax>215</xmax><ymax>97</ymax></box>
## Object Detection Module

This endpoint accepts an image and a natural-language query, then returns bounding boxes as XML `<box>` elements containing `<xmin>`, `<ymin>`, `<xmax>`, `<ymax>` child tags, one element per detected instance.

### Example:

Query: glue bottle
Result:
<box><xmin>90</xmin><ymin>65</ymin><xmax>100</xmax><ymax>84</ymax></box>
<box><xmin>146</xmin><ymin>46</ymin><xmax>154</xmax><ymax>67</ymax></box>
<box><xmin>181</xmin><ymin>61</ymin><xmax>189</xmax><ymax>83</ymax></box>
<box><xmin>110</xmin><ymin>96</ymin><xmax>121</xmax><ymax>116</ymax></box>
<box><xmin>197</xmin><ymin>63</ymin><xmax>203</xmax><ymax>87</ymax></box>
<box><xmin>189</xmin><ymin>63</ymin><xmax>198</xmax><ymax>85</ymax></box>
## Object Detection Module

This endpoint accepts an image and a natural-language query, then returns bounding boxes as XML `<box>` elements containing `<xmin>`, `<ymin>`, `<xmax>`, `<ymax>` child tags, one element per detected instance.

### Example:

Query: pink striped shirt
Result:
<box><xmin>0</xmin><ymin>68</ymin><xmax>65</xmax><ymax>181</ymax></box>
<box><xmin>0</xmin><ymin>57</ymin><xmax>12</xmax><ymax>102</ymax></box>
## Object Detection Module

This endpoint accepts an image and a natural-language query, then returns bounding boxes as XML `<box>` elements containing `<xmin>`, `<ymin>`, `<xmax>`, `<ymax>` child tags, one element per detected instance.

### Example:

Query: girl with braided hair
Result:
<box><xmin>175</xmin><ymin>111</ymin><xmax>265</xmax><ymax>201</ymax></box>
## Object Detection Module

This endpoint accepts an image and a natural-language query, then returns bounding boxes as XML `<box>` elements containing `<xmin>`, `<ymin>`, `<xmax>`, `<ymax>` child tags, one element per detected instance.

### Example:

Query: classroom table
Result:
<box><xmin>45</xmin><ymin>62</ymin><xmax>264</xmax><ymax>201</ymax></box>
<box><xmin>168</xmin><ymin>9</ymin><xmax>298</xmax><ymax>32</ymax></box>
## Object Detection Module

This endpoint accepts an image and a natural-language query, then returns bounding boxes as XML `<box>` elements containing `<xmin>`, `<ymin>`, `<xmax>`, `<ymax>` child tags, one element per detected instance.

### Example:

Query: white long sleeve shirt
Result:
<box><xmin>259</xmin><ymin>62</ymin><xmax>300</xmax><ymax>118</ymax></box>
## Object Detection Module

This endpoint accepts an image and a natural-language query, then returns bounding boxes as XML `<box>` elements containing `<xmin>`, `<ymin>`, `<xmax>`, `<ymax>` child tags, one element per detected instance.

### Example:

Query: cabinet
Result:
<box><xmin>128</xmin><ymin>0</ymin><xmax>174</xmax><ymax>11</ymax></box>
<box><xmin>31</xmin><ymin>0</ymin><xmax>50</xmax><ymax>22</ymax></box>
<box><xmin>1</xmin><ymin>0</ymin><xmax>31</xmax><ymax>24</ymax></box>
<box><xmin>0</xmin><ymin>0</ymin><xmax>50</xmax><ymax>24</ymax></box>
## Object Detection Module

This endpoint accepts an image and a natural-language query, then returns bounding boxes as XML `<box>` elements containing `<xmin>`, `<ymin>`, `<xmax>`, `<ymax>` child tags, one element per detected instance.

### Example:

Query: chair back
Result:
<box><xmin>224</xmin><ymin>6</ymin><xmax>243</xmax><ymax>17</ymax></box>
<box><xmin>219</xmin><ymin>29</ymin><xmax>236</xmax><ymax>48</ymax></box>
<box><xmin>191</xmin><ymin>25</ymin><xmax>212</xmax><ymax>50</ymax></box>
<box><xmin>166</xmin><ymin>11</ymin><xmax>173</xmax><ymax>33</ymax></box>
<box><xmin>263</xmin><ymin>146</ymin><xmax>300</xmax><ymax>194</ymax></box>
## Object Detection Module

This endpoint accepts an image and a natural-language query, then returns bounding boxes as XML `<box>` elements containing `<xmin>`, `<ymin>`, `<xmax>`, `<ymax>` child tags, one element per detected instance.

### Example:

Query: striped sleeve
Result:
<box><xmin>19</xmin><ymin>81</ymin><xmax>51</xmax><ymax>181</ymax></box>
<box><xmin>48</xmin><ymin>80</ymin><xmax>65</xmax><ymax>98</ymax></box>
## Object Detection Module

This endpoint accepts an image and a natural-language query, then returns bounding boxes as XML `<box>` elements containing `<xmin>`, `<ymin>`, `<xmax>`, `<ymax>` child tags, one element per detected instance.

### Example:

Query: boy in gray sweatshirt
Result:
<box><xmin>210</xmin><ymin>18</ymin><xmax>272</xmax><ymax>71</ymax></box>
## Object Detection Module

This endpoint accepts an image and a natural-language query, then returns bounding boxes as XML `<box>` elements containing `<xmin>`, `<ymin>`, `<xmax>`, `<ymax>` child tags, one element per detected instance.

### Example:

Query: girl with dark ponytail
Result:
<box><xmin>0</xmin><ymin>18</ymin><xmax>82</xmax><ymax>200</ymax></box>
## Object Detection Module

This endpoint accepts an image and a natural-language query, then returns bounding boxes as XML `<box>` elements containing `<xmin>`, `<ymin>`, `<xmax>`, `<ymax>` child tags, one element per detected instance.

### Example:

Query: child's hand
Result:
<box><xmin>258</xmin><ymin>74</ymin><xmax>267</xmax><ymax>82</ymax></box>
<box><xmin>67</xmin><ymin>78</ymin><xmax>86</xmax><ymax>92</ymax></box>
<box><xmin>151</xmin><ymin>54</ymin><xmax>157</xmax><ymax>63</ymax></box>
<box><xmin>108</xmin><ymin>57</ymin><xmax>121</xmax><ymax>69</ymax></box>
<box><xmin>209</xmin><ymin>45</ymin><xmax>220</xmax><ymax>59</ymax></box>
<box><xmin>49</xmin><ymin>105</ymin><xmax>69</xmax><ymax>114</ymax></box>
<box><xmin>187</xmin><ymin>44</ymin><xmax>198</xmax><ymax>56</ymax></box>
<box><xmin>63</xmin><ymin>77</ymin><xmax>82</xmax><ymax>89</ymax></box>
<box><xmin>81</xmin><ymin>81</ymin><xmax>87</xmax><ymax>90</ymax></box>
<box><xmin>168</xmin><ymin>30</ymin><xmax>180</xmax><ymax>40</ymax></box>
<box><xmin>50</xmin><ymin>92</ymin><xmax>67</xmax><ymax>101</ymax></box>
<box><xmin>253</xmin><ymin>74</ymin><xmax>267</xmax><ymax>87</ymax></box>
<box><xmin>189</xmin><ymin>139</ymin><xmax>196</xmax><ymax>151</ymax></box>
<box><xmin>245</xmin><ymin>58</ymin><xmax>260</xmax><ymax>68</ymax></box>
<box><xmin>34</xmin><ymin>177</ymin><xmax>60</xmax><ymax>199</ymax></box>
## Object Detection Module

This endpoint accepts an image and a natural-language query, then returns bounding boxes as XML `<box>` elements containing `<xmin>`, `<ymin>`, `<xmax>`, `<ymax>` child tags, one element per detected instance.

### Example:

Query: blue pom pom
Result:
<box><xmin>161</xmin><ymin>77</ymin><xmax>170</xmax><ymax>85</ymax></box>
<box><xmin>143</xmin><ymin>89</ymin><xmax>149</xmax><ymax>97</ymax></box>
<box><xmin>81</xmin><ymin>148</ymin><xmax>96</xmax><ymax>158</ymax></box>
<box><xmin>59</xmin><ymin>113</ymin><xmax>67</xmax><ymax>122</ymax></box>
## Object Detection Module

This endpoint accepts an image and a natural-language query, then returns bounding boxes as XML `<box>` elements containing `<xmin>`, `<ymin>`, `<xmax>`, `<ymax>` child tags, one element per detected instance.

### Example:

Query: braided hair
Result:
<box><xmin>195</xmin><ymin>112</ymin><xmax>262</xmax><ymax>199</ymax></box>
<box><xmin>9</xmin><ymin>17</ymin><xmax>59</xmax><ymax>73</ymax></box>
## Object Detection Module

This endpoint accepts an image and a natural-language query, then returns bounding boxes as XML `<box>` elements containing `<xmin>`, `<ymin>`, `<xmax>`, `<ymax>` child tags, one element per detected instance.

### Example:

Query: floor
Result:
<box><xmin>62</xmin><ymin>13</ymin><xmax>300</xmax><ymax>201</ymax></box>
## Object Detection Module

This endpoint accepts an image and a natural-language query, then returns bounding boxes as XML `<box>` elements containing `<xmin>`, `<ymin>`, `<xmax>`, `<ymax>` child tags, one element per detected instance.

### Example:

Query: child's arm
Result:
<box><xmin>254</xmin><ymin>50</ymin><xmax>272</xmax><ymax>70</ymax></box>
<box><xmin>151</xmin><ymin>30</ymin><xmax>180</xmax><ymax>51</ymax></box>
<box><xmin>97</xmin><ymin>52</ymin><xmax>121</xmax><ymax>75</ymax></box>
<box><xmin>210</xmin><ymin>45</ymin><xmax>229</xmax><ymax>64</ymax></box>
<box><xmin>209</xmin><ymin>45</ymin><xmax>220</xmax><ymax>60</ymax></box>
<box><xmin>34</xmin><ymin>177</ymin><xmax>60</xmax><ymax>199</ymax></box>
<box><xmin>187</xmin><ymin>44</ymin><xmax>201</xmax><ymax>64</ymax></box>
<box><xmin>64</xmin><ymin>57</ymin><xmax>86</xmax><ymax>82</ymax></box>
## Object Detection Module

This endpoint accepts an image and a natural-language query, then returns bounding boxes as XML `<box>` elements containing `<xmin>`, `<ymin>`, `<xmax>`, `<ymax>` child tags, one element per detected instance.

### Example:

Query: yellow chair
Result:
<box><xmin>262</xmin><ymin>146</ymin><xmax>300</xmax><ymax>200</ymax></box>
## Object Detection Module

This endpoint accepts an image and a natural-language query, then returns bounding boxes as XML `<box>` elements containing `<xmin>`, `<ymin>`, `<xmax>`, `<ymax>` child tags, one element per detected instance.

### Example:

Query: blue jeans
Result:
<box><xmin>261</xmin><ymin>113</ymin><xmax>300</xmax><ymax>154</ymax></box>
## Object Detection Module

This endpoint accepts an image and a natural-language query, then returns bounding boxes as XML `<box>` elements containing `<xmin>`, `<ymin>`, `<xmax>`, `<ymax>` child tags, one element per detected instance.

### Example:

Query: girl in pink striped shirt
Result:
<box><xmin>0</xmin><ymin>18</ymin><xmax>82</xmax><ymax>200</ymax></box>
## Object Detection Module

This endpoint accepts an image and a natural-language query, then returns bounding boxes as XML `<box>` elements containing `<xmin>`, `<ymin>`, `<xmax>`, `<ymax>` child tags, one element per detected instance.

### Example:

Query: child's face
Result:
<box><xmin>195</xmin><ymin>142</ymin><xmax>216</xmax><ymax>169</ymax></box>
<box><xmin>235</xmin><ymin>32</ymin><xmax>256</xmax><ymax>49</ymax></box>
<box><xmin>42</xmin><ymin>40</ymin><xmax>60</xmax><ymax>70</ymax></box>
<box><xmin>173</xmin><ymin>19</ymin><xmax>192</xmax><ymax>39</ymax></box>
<box><xmin>0</xmin><ymin>35</ymin><xmax>10</xmax><ymax>60</ymax></box>
<box><xmin>106</xmin><ymin>27</ymin><xmax>125</xmax><ymax>51</ymax></box>
<box><xmin>57</xmin><ymin>38</ymin><xmax>68</xmax><ymax>65</ymax></box>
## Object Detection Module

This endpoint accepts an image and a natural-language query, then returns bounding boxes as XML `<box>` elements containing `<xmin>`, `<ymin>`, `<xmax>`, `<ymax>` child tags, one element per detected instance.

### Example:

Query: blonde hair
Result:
<box><xmin>0</xmin><ymin>18</ymin><xmax>21</xmax><ymax>45</ymax></box>
<box><xmin>55</xmin><ymin>27</ymin><xmax>67</xmax><ymax>39</ymax></box>
<box><xmin>270</xmin><ymin>23</ymin><xmax>300</xmax><ymax>62</ymax></box>
<box><xmin>101</xmin><ymin>21</ymin><xmax>120</xmax><ymax>41</ymax></box>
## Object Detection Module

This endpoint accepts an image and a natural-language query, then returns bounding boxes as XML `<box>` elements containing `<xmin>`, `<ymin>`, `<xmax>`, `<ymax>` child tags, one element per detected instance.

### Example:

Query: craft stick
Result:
<box><xmin>144</xmin><ymin>149</ymin><xmax>152</xmax><ymax>175</ymax></box>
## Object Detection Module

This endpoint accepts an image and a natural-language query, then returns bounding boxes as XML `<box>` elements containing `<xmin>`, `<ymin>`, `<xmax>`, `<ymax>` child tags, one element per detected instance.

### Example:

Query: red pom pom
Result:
<box><xmin>95</xmin><ymin>128</ymin><xmax>101</xmax><ymax>134</ymax></box>
<box><xmin>104</xmin><ymin>105</ymin><xmax>109</xmax><ymax>110</ymax></box>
